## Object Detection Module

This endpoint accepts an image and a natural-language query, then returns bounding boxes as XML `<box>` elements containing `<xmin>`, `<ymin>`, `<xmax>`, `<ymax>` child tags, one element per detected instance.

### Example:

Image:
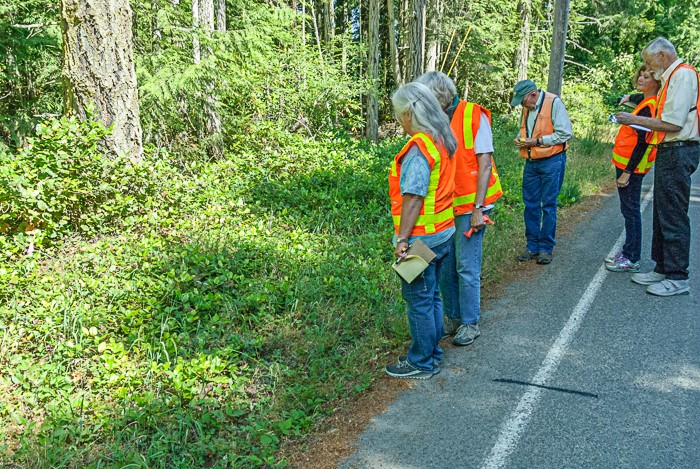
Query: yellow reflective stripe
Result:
<box><xmin>649</xmin><ymin>88</ymin><xmax>668</xmax><ymax>144</ymax></box>
<box><xmin>391</xmin><ymin>160</ymin><xmax>398</xmax><ymax>177</ymax></box>
<box><xmin>463</xmin><ymin>102</ymin><xmax>475</xmax><ymax>149</ymax></box>
<box><xmin>412</xmin><ymin>133</ymin><xmax>442</xmax><ymax>217</ymax></box>
<box><xmin>392</xmin><ymin>207</ymin><xmax>453</xmax><ymax>230</ymax></box>
<box><xmin>454</xmin><ymin>194</ymin><xmax>475</xmax><ymax>206</ymax></box>
<box><xmin>613</xmin><ymin>149</ymin><xmax>655</xmax><ymax>173</ymax></box>
<box><xmin>612</xmin><ymin>151</ymin><xmax>629</xmax><ymax>166</ymax></box>
<box><xmin>453</xmin><ymin>180</ymin><xmax>502</xmax><ymax>207</ymax></box>
<box><xmin>637</xmin><ymin>146</ymin><xmax>655</xmax><ymax>172</ymax></box>
<box><xmin>487</xmin><ymin>176</ymin><xmax>502</xmax><ymax>197</ymax></box>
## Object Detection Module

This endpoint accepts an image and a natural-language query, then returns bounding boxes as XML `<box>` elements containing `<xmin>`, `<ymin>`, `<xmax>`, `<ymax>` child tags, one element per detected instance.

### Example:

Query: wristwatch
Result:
<box><xmin>397</xmin><ymin>237</ymin><xmax>410</xmax><ymax>244</ymax></box>
<box><xmin>474</xmin><ymin>203</ymin><xmax>484</xmax><ymax>210</ymax></box>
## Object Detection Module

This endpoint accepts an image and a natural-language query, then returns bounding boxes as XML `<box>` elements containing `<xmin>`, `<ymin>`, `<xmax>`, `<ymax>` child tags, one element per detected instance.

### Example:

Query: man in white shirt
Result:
<box><xmin>617</xmin><ymin>37</ymin><xmax>700</xmax><ymax>296</ymax></box>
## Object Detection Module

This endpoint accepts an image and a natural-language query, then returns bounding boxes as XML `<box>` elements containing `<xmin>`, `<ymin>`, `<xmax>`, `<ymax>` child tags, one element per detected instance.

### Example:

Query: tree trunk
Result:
<box><xmin>60</xmin><ymin>0</ymin><xmax>143</xmax><ymax>160</ymax></box>
<box><xmin>310</xmin><ymin>0</ymin><xmax>326</xmax><ymax>74</ymax></box>
<box><xmin>216</xmin><ymin>0</ymin><xmax>226</xmax><ymax>31</ymax></box>
<box><xmin>366</xmin><ymin>0</ymin><xmax>380</xmax><ymax>141</ymax></box>
<box><xmin>547</xmin><ymin>0</ymin><xmax>570</xmax><ymax>95</ymax></box>
<box><xmin>387</xmin><ymin>0</ymin><xmax>402</xmax><ymax>86</ymax></box>
<box><xmin>406</xmin><ymin>0</ymin><xmax>426</xmax><ymax>81</ymax></box>
<box><xmin>324</xmin><ymin>0</ymin><xmax>335</xmax><ymax>46</ymax></box>
<box><xmin>515</xmin><ymin>0</ymin><xmax>531</xmax><ymax>81</ymax></box>
<box><xmin>342</xmin><ymin>1</ymin><xmax>348</xmax><ymax>74</ymax></box>
<box><xmin>194</xmin><ymin>0</ymin><xmax>222</xmax><ymax>155</ymax></box>
<box><xmin>425</xmin><ymin>0</ymin><xmax>439</xmax><ymax>72</ymax></box>
<box><xmin>192</xmin><ymin>0</ymin><xmax>201</xmax><ymax>63</ymax></box>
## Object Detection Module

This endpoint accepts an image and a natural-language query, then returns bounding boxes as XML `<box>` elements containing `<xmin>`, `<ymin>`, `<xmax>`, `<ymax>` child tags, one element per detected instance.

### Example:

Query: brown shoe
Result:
<box><xmin>536</xmin><ymin>252</ymin><xmax>552</xmax><ymax>264</ymax></box>
<box><xmin>516</xmin><ymin>250</ymin><xmax>538</xmax><ymax>262</ymax></box>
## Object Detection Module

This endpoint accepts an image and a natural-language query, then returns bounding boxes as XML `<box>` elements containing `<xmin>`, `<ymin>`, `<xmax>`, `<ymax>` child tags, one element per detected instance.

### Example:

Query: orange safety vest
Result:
<box><xmin>451</xmin><ymin>101</ymin><xmax>503</xmax><ymax>215</ymax></box>
<box><xmin>519</xmin><ymin>92</ymin><xmax>569</xmax><ymax>159</ymax></box>
<box><xmin>647</xmin><ymin>63</ymin><xmax>700</xmax><ymax>145</ymax></box>
<box><xmin>612</xmin><ymin>96</ymin><xmax>657</xmax><ymax>174</ymax></box>
<box><xmin>388</xmin><ymin>133</ymin><xmax>455</xmax><ymax>237</ymax></box>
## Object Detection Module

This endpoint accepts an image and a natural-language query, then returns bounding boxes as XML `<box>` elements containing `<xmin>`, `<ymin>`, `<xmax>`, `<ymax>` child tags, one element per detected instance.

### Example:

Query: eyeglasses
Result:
<box><xmin>522</xmin><ymin>92</ymin><xmax>537</xmax><ymax>108</ymax></box>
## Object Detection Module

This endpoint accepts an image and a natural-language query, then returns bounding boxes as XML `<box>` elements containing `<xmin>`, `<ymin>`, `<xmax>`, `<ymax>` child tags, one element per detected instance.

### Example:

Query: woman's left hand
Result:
<box><xmin>617</xmin><ymin>172</ymin><xmax>631</xmax><ymax>188</ymax></box>
<box><xmin>470</xmin><ymin>210</ymin><xmax>486</xmax><ymax>233</ymax></box>
<box><xmin>395</xmin><ymin>240</ymin><xmax>409</xmax><ymax>259</ymax></box>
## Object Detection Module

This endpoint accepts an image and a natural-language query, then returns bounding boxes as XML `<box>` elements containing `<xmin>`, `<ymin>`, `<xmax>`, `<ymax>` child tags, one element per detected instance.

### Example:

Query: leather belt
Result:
<box><xmin>656</xmin><ymin>140</ymin><xmax>699</xmax><ymax>149</ymax></box>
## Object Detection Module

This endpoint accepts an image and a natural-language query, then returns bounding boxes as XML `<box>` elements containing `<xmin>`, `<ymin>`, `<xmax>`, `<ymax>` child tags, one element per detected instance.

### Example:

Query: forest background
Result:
<box><xmin>1</xmin><ymin>0</ymin><xmax>699</xmax><ymax>466</ymax></box>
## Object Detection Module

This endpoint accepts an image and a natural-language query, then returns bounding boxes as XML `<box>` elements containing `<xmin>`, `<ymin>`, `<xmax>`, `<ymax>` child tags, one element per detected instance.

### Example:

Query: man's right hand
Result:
<box><xmin>514</xmin><ymin>137</ymin><xmax>536</xmax><ymax>148</ymax></box>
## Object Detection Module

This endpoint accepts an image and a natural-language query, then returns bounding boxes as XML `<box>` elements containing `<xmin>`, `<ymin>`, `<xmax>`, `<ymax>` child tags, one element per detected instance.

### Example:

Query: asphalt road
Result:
<box><xmin>339</xmin><ymin>167</ymin><xmax>700</xmax><ymax>469</ymax></box>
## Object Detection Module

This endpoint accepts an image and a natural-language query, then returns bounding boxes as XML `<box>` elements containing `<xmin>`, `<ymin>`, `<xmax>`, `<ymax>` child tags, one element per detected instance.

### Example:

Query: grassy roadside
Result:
<box><xmin>0</xmin><ymin>120</ymin><xmax>614</xmax><ymax>467</ymax></box>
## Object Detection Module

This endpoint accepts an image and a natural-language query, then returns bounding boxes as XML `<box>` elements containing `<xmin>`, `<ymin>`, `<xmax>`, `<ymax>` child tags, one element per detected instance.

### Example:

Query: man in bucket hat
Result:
<box><xmin>511</xmin><ymin>80</ymin><xmax>573</xmax><ymax>265</ymax></box>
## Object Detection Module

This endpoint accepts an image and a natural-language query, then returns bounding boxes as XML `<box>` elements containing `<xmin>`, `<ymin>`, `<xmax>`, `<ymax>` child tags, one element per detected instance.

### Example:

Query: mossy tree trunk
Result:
<box><xmin>60</xmin><ymin>0</ymin><xmax>143</xmax><ymax>160</ymax></box>
<box><xmin>366</xmin><ymin>0</ymin><xmax>380</xmax><ymax>142</ymax></box>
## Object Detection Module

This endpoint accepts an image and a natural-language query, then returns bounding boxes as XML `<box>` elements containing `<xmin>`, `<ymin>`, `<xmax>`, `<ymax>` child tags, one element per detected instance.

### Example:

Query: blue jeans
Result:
<box><xmin>651</xmin><ymin>144</ymin><xmax>700</xmax><ymax>280</ymax></box>
<box><xmin>440</xmin><ymin>211</ymin><xmax>490</xmax><ymax>326</ymax></box>
<box><xmin>401</xmin><ymin>236</ymin><xmax>453</xmax><ymax>372</ymax></box>
<box><xmin>616</xmin><ymin>167</ymin><xmax>645</xmax><ymax>263</ymax></box>
<box><xmin>522</xmin><ymin>153</ymin><xmax>566</xmax><ymax>254</ymax></box>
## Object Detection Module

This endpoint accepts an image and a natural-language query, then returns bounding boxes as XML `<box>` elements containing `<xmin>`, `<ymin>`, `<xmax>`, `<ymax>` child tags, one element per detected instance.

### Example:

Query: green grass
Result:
<box><xmin>0</xmin><ymin>120</ymin><xmax>614</xmax><ymax>467</ymax></box>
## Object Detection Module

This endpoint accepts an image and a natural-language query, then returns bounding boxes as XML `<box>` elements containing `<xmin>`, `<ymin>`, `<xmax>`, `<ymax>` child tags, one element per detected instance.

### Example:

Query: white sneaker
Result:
<box><xmin>631</xmin><ymin>271</ymin><xmax>666</xmax><ymax>285</ymax></box>
<box><xmin>646</xmin><ymin>279</ymin><xmax>690</xmax><ymax>297</ymax></box>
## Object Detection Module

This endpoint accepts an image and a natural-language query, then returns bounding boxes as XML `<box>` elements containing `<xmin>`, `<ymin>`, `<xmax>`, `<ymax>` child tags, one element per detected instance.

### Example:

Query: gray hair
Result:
<box><xmin>643</xmin><ymin>37</ymin><xmax>677</xmax><ymax>58</ymax></box>
<box><xmin>415</xmin><ymin>71</ymin><xmax>457</xmax><ymax>111</ymax></box>
<box><xmin>391</xmin><ymin>82</ymin><xmax>457</xmax><ymax>157</ymax></box>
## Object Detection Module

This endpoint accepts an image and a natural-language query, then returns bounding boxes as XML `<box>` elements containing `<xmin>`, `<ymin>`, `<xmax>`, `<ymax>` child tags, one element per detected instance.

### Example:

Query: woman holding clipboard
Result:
<box><xmin>606</xmin><ymin>65</ymin><xmax>661</xmax><ymax>272</ymax></box>
<box><xmin>386</xmin><ymin>82</ymin><xmax>457</xmax><ymax>379</ymax></box>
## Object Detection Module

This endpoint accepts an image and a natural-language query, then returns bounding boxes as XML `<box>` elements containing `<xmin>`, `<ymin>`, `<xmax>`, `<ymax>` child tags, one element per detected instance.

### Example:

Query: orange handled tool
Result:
<box><xmin>464</xmin><ymin>214</ymin><xmax>494</xmax><ymax>238</ymax></box>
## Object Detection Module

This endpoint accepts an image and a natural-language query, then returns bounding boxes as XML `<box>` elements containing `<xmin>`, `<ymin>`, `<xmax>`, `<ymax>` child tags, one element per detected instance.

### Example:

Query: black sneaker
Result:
<box><xmin>516</xmin><ymin>250</ymin><xmax>539</xmax><ymax>262</ymax></box>
<box><xmin>386</xmin><ymin>357</ymin><xmax>438</xmax><ymax>379</ymax></box>
<box><xmin>399</xmin><ymin>355</ymin><xmax>441</xmax><ymax>371</ymax></box>
<box><xmin>536</xmin><ymin>252</ymin><xmax>552</xmax><ymax>265</ymax></box>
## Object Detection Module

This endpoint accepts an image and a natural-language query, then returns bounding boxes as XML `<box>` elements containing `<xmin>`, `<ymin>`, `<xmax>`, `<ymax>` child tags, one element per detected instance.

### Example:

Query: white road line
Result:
<box><xmin>481</xmin><ymin>186</ymin><xmax>654</xmax><ymax>469</ymax></box>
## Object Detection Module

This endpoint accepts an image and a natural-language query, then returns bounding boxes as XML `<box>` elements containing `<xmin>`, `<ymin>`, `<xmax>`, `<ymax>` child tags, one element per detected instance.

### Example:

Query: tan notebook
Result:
<box><xmin>392</xmin><ymin>239</ymin><xmax>436</xmax><ymax>283</ymax></box>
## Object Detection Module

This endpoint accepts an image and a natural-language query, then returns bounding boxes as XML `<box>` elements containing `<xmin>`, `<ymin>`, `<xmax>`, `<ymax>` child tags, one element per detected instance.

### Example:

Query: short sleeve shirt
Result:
<box><xmin>399</xmin><ymin>145</ymin><xmax>431</xmax><ymax>196</ymax></box>
<box><xmin>473</xmin><ymin>112</ymin><xmax>494</xmax><ymax>154</ymax></box>
<box><xmin>393</xmin><ymin>143</ymin><xmax>455</xmax><ymax>248</ymax></box>
<box><xmin>659</xmin><ymin>59</ymin><xmax>700</xmax><ymax>142</ymax></box>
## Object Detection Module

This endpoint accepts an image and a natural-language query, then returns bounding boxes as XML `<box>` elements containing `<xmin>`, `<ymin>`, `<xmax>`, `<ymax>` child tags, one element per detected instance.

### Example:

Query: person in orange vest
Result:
<box><xmin>416</xmin><ymin>71</ymin><xmax>502</xmax><ymax>347</ymax></box>
<box><xmin>617</xmin><ymin>37</ymin><xmax>700</xmax><ymax>296</ymax></box>
<box><xmin>511</xmin><ymin>80</ymin><xmax>573</xmax><ymax>265</ymax></box>
<box><xmin>386</xmin><ymin>82</ymin><xmax>457</xmax><ymax>379</ymax></box>
<box><xmin>606</xmin><ymin>65</ymin><xmax>661</xmax><ymax>273</ymax></box>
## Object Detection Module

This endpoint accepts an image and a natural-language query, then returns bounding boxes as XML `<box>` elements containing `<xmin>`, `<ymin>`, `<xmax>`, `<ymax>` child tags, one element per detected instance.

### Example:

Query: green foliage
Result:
<box><xmin>0</xmin><ymin>127</ymin><xmax>407</xmax><ymax>467</ymax></box>
<box><xmin>0</xmin><ymin>0</ymin><xmax>685</xmax><ymax>466</ymax></box>
<box><xmin>0</xmin><ymin>1</ymin><xmax>62</xmax><ymax>146</ymax></box>
<box><xmin>0</xmin><ymin>116</ymin><xmax>111</xmax><ymax>239</ymax></box>
<box><xmin>133</xmin><ymin>0</ymin><xmax>366</xmax><ymax>157</ymax></box>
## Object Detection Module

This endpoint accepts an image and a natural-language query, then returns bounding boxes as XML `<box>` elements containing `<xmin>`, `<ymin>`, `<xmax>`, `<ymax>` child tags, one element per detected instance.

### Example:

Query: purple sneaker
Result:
<box><xmin>605</xmin><ymin>256</ymin><xmax>640</xmax><ymax>273</ymax></box>
<box><xmin>604</xmin><ymin>251</ymin><xmax>624</xmax><ymax>264</ymax></box>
